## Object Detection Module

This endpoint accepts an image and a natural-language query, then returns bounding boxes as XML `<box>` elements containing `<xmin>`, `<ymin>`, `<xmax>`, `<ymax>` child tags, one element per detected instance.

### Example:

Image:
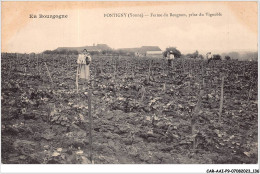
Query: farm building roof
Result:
<box><xmin>146</xmin><ymin>51</ymin><xmax>163</xmax><ymax>55</ymax></box>
<box><xmin>120</xmin><ymin>48</ymin><xmax>140</xmax><ymax>52</ymax></box>
<box><xmin>56</xmin><ymin>44</ymin><xmax>111</xmax><ymax>52</ymax></box>
<box><xmin>138</xmin><ymin>46</ymin><xmax>162</xmax><ymax>54</ymax></box>
<box><xmin>121</xmin><ymin>46</ymin><xmax>162</xmax><ymax>54</ymax></box>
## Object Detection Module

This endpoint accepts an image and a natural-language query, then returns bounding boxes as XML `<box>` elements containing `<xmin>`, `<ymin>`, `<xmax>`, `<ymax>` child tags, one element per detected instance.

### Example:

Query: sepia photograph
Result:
<box><xmin>1</xmin><ymin>0</ymin><xmax>258</xmax><ymax>170</ymax></box>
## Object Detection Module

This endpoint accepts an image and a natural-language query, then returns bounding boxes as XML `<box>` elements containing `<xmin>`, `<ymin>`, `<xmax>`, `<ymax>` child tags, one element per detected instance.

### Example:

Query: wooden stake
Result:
<box><xmin>100</xmin><ymin>62</ymin><xmax>103</xmax><ymax>74</ymax></box>
<box><xmin>247</xmin><ymin>84</ymin><xmax>252</xmax><ymax>102</ymax></box>
<box><xmin>66</xmin><ymin>55</ymin><xmax>69</xmax><ymax>68</ymax></box>
<box><xmin>69</xmin><ymin>55</ymin><xmax>72</xmax><ymax>69</ymax></box>
<box><xmin>16</xmin><ymin>53</ymin><xmax>18</xmax><ymax>69</ymax></box>
<box><xmin>88</xmin><ymin>89</ymin><xmax>93</xmax><ymax>163</ymax></box>
<box><xmin>44</xmin><ymin>62</ymin><xmax>53</xmax><ymax>86</ymax></box>
<box><xmin>139</xmin><ymin>86</ymin><xmax>145</xmax><ymax>101</ymax></box>
<box><xmin>187</xmin><ymin>81</ymin><xmax>191</xmax><ymax>94</ymax></box>
<box><xmin>219</xmin><ymin>76</ymin><xmax>224</xmax><ymax>121</ymax></box>
<box><xmin>37</xmin><ymin>55</ymin><xmax>39</xmax><ymax>74</ymax></box>
<box><xmin>201</xmin><ymin>61</ymin><xmax>204</xmax><ymax>75</ymax></box>
<box><xmin>76</xmin><ymin>64</ymin><xmax>79</xmax><ymax>93</ymax></box>
<box><xmin>148</xmin><ymin>60</ymin><xmax>151</xmax><ymax>79</ymax></box>
<box><xmin>182</xmin><ymin>59</ymin><xmax>185</xmax><ymax>73</ymax></box>
<box><xmin>114</xmin><ymin>59</ymin><xmax>117</xmax><ymax>79</ymax></box>
<box><xmin>162</xmin><ymin>83</ymin><xmax>166</xmax><ymax>92</ymax></box>
<box><xmin>9</xmin><ymin>56</ymin><xmax>12</xmax><ymax>73</ymax></box>
<box><xmin>27</xmin><ymin>54</ymin><xmax>30</xmax><ymax>68</ymax></box>
<box><xmin>191</xmin><ymin>90</ymin><xmax>203</xmax><ymax>149</ymax></box>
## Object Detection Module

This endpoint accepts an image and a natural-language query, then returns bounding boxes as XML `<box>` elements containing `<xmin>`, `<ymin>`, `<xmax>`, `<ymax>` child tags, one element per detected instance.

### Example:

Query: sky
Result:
<box><xmin>1</xmin><ymin>2</ymin><xmax>258</xmax><ymax>55</ymax></box>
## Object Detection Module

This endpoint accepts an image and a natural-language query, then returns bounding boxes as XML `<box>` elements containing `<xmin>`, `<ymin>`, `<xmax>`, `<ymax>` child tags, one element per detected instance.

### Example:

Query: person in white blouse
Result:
<box><xmin>76</xmin><ymin>49</ymin><xmax>92</xmax><ymax>92</ymax></box>
<box><xmin>167</xmin><ymin>51</ymin><xmax>175</xmax><ymax>67</ymax></box>
<box><xmin>206</xmin><ymin>52</ymin><xmax>212</xmax><ymax>63</ymax></box>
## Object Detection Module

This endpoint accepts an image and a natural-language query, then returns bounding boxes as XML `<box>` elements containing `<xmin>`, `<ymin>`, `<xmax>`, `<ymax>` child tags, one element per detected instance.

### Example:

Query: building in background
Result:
<box><xmin>146</xmin><ymin>51</ymin><xmax>163</xmax><ymax>58</ymax></box>
<box><xmin>135</xmin><ymin>46</ymin><xmax>162</xmax><ymax>57</ymax></box>
<box><xmin>55</xmin><ymin>44</ymin><xmax>112</xmax><ymax>53</ymax></box>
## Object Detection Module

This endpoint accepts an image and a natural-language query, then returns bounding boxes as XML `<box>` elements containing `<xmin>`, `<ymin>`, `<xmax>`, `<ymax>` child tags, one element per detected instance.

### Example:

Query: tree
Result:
<box><xmin>59</xmin><ymin>49</ymin><xmax>67</xmax><ymax>54</ymax></box>
<box><xmin>102</xmin><ymin>50</ymin><xmax>107</xmax><ymax>55</ymax></box>
<box><xmin>89</xmin><ymin>51</ymin><xmax>100</xmax><ymax>56</ymax></box>
<box><xmin>198</xmin><ymin>54</ymin><xmax>204</xmax><ymax>59</ymax></box>
<box><xmin>221</xmin><ymin>52</ymin><xmax>240</xmax><ymax>60</ymax></box>
<box><xmin>186</xmin><ymin>50</ymin><xmax>200</xmax><ymax>59</ymax></box>
<box><xmin>213</xmin><ymin>54</ymin><xmax>222</xmax><ymax>60</ymax></box>
<box><xmin>163</xmin><ymin>47</ymin><xmax>182</xmax><ymax>58</ymax></box>
<box><xmin>71</xmin><ymin>50</ymin><xmax>79</xmax><ymax>55</ymax></box>
<box><xmin>43</xmin><ymin>50</ymin><xmax>53</xmax><ymax>54</ymax></box>
<box><xmin>225</xmin><ymin>56</ymin><xmax>231</xmax><ymax>60</ymax></box>
<box><xmin>193</xmin><ymin>50</ymin><xmax>199</xmax><ymax>58</ymax></box>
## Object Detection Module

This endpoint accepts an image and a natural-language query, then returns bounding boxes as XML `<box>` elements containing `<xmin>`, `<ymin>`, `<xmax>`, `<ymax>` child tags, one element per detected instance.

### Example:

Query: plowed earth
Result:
<box><xmin>1</xmin><ymin>54</ymin><xmax>258</xmax><ymax>164</ymax></box>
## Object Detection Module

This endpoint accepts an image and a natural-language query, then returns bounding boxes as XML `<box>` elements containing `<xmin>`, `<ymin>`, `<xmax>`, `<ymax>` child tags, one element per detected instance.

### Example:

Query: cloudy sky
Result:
<box><xmin>2</xmin><ymin>1</ymin><xmax>258</xmax><ymax>54</ymax></box>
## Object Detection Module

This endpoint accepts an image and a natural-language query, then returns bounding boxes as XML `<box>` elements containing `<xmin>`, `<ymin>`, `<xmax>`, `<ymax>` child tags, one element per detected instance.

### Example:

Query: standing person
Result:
<box><xmin>167</xmin><ymin>51</ymin><xmax>175</xmax><ymax>67</ymax></box>
<box><xmin>76</xmin><ymin>49</ymin><xmax>92</xmax><ymax>92</ymax></box>
<box><xmin>206</xmin><ymin>52</ymin><xmax>212</xmax><ymax>64</ymax></box>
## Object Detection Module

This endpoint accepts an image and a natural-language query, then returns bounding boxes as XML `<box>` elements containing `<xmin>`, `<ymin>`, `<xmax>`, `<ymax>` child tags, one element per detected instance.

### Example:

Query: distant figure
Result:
<box><xmin>167</xmin><ymin>51</ymin><xmax>175</xmax><ymax>67</ymax></box>
<box><xmin>76</xmin><ymin>49</ymin><xmax>92</xmax><ymax>91</ymax></box>
<box><xmin>206</xmin><ymin>52</ymin><xmax>212</xmax><ymax>63</ymax></box>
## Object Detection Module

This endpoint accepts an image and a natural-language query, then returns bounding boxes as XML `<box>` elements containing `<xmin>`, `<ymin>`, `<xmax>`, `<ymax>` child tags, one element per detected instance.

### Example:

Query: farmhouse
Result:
<box><xmin>146</xmin><ymin>51</ymin><xmax>163</xmax><ymax>58</ymax></box>
<box><xmin>135</xmin><ymin>46</ymin><xmax>162</xmax><ymax>57</ymax></box>
<box><xmin>56</xmin><ymin>44</ymin><xmax>111</xmax><ymax>52</ymax></box>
